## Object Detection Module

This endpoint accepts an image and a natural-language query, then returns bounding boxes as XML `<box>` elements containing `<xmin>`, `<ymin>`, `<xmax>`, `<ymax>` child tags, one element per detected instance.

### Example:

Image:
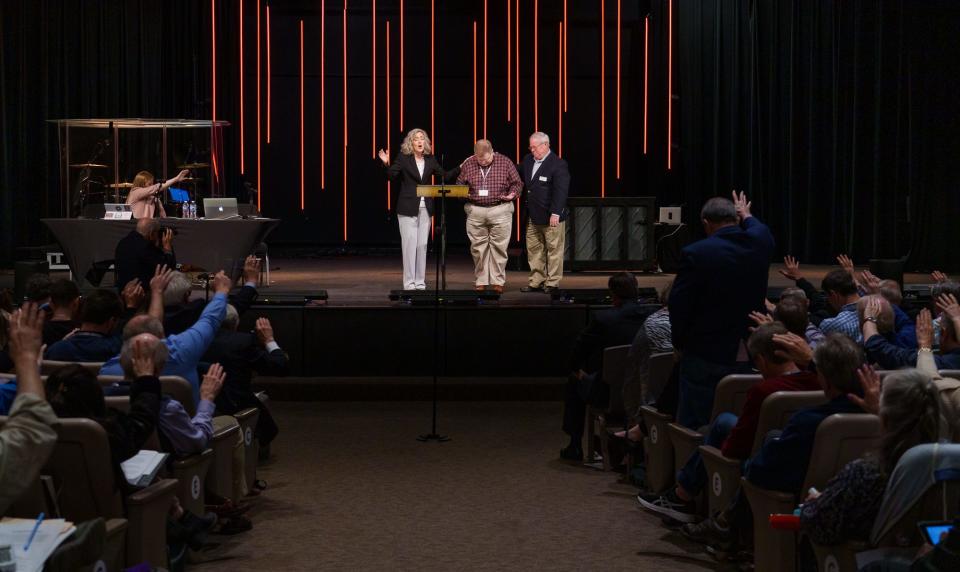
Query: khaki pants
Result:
<box><xmin>526</xmin><ymin>219</ymin><xmax>565</xmax><ymax>288</ymax></box>
<box><xmin>465</xmin><ymin>201</ymin><xmax>514</xmax><ymax>286</ymax></box>
<box><xmin>212</xmin><ymin>415</ymin><xmax>248</xmax><ymax>501</ymax></box>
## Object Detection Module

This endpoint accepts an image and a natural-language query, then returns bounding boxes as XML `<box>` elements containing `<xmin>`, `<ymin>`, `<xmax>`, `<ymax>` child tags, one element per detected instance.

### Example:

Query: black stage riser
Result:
<box><xmin>238</xmin><ymin>304</ymin><xmax>659</xmax><ymax>377</ymax></box>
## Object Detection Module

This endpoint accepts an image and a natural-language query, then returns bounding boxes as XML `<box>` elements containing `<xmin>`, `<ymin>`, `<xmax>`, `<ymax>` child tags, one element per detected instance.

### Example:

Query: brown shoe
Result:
<box><xmin>474</xmin><ymin>285</ymin><xmax>486</xmax><ymax>292</ymax></box>
<box><xmin>490</xmin><ymin>285</ymin><xmax>504</xmax><ymax>294</ymax></box>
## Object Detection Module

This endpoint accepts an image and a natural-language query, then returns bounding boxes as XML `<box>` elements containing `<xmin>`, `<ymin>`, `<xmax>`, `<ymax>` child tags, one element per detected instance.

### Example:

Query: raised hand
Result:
<box><xmin>731</xmin><ymin>190</ymin><xmax>752</xmax><ymax>221</ymax></box>
<box><xmin>936</xmin><ymin>293</ymin><xmax>960</xmax><ymax>322</ymax></box>
<box><xmin>748</xmin><ymin>310</ymin><xmax>774</xmax><ymax>328</ymax></box>
<box><xmin>932</xmin><ymin>270</ymin><xmax>949</xmax><ymax>284</ymax></box>
<box><xmin>242</xmin><ymin>255</ymin><xmax>262</xmax><ymax>284</ymax></box>
<box><xmin>859</xmin><ymin>270</ymin><xmax>881</xmax><ymax>295</ymax></box>
<box><xmin>200</xmin><ymin>363</ymin><xmax>226</xmax><ymax>402</ymax></box>
<box><xmin>377</xmin><ymin>149</ymin><xmax>390</xmax><ymax>166</ymax></box>
<box><xmin>255</xmin><ymin>317</ymin><xmax>275</xmax><ymax>345</ymax></box>
<box><xmin>772</xmin><ymin>332</ymin><xmax>813</xmax><ymax>367</ymax></box>
<box><xmin>837</xmin><ymin>254</ymin><xmax>855</xmax><ymax>276</ymax></box>
<box><xmin>848</xmin><ymin>364</ymin><xmax>881</xmax><ymax>415</ymax></box>
<box><xmin>150</xmin><ymin>264</ymin><xmax>175</xmax><ymax>295</ymax></box>
<box><xmin>130</xmin><ymin>336</ymin><xmax>158</xmax><ymax>378</ymax></box>
<box><xmin>121</xmin><ymin>278</ymin><xmax>143</xmax><ymax>308</ymax></box>
<box><xmin>916</xmin><ymin>308</ymin><xmax>934</xmax><ymax>350</ymax></box>
<box><xmin>8</xmin><ymin>302</ymin><xmax>44</xmax><ymax>364</ymax></box>
<box><xmin>779</xmin><ymin>255</ymin><xmax>802</xmax><ymax>281</ymax></box>
<box><xmin>212</xmin><ymin>271</ymin><xmax>233</xmax><ymax>295</ymax></box>
<box><xmin>161</xmin><ymin>228</ymin><xmax>175</xmax><ymax>252</ymax></box>
<box><xmin>864</xmin><ymin>296</ymin><xmax>883</xmax><ymax>321</ymax></box>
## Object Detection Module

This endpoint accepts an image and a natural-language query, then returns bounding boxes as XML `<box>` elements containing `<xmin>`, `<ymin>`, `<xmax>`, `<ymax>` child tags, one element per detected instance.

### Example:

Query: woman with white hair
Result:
<box><xmin>377</xmin><ymin>129</ymin><xmax>455</xmax><ymax>290</ymax></box>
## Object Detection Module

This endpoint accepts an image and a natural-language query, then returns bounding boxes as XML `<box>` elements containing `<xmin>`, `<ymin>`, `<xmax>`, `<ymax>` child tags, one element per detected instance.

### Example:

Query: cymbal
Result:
<box><xmin>177</xmin><ymin>163</ymin><xmax>209</xmax><ymax>169</ymax></box>
<box><xmin>70</xmin><ymin>163</ymin><xmax>108</xmax><ymax>168</ymax></box>
<box><xmin>179</xmin><ymin>177</ymin><xmax>203</xmax><ymax>182</ymax></box>
<box><xmin>107</xmin><ymin>182</ymin><xmax>134</xmax><ymax>188</ymax></box>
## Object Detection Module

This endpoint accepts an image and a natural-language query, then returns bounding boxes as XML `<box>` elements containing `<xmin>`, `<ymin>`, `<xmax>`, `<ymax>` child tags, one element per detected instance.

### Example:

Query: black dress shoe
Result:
<box><xmin>543</xmin><ymin>286</ymin><xmax>559</xmax><ymax>294</ymax></box>
<box><xmin>559</xmin><ymin>444</ymin><xmax>583</xmax><ymax>462</ymax></box>
<box><xmin>520</xmin><ymin>285</ymin><xmax>544</xmax><ymax>293</ymax></box>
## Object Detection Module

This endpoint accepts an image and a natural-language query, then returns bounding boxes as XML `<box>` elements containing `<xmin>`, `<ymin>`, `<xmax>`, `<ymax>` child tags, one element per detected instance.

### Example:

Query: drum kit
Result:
<box><xmin>71</xmin><ymin>162</ymin><xmax>209</xmax><ymax>213</ymax></box>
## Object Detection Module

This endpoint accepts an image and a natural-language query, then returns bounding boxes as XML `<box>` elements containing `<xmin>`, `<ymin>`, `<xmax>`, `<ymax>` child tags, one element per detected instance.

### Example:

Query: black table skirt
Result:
<box><xmin>42</xmin><ymin>218</ymin><xmax>280</xmax><ymax>286</ymax></box>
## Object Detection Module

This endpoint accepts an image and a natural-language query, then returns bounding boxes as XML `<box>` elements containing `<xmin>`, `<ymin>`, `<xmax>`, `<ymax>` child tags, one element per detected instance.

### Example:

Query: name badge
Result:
<box><xmin>478</xmin><ymin>189</ymin><xmax>489</xmax><ymax>197</ymax></box>
<box><xmin>538</xmin><ymin>176</ymin><xmax>548</xmax><ymax>182</ymax></box>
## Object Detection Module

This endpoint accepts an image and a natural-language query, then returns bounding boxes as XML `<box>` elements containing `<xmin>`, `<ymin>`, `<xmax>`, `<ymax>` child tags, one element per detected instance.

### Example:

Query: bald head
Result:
<box><xmin>120</xmin><ymin>333</ymin><xmax>169</xmax><ymax>379</ymax></box>
<box><xmin>123</xmin><ymin>314</ymin><xmax>165</xmax><ymax>340</ymax></box>
<box><xmin>474</xmin><ymin>139</ymin><xmax>494</xmax><ymax>167</ymax></box>
<box><xmin>136</xmin><ymin>218</ymin><xmax>160</xmax><ymax>238</ymax></box>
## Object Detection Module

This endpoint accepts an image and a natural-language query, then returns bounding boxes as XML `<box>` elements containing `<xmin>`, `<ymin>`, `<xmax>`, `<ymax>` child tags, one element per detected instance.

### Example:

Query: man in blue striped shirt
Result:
<box><xmin>818</xmin><ymin>269</ymin><xmax>863</xmax><ymax>343</ymax></box>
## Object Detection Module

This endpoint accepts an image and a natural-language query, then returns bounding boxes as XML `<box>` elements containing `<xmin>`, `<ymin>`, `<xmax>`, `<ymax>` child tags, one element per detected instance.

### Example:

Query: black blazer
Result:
<box><xmin>384</xmin><ymin>154</ymin><xmax>458</xmax><ymax>217</ymax></box>
<box><xmin>519</xmin><ymin>152</ymin><xmax>571</xmax><ymax>225</ymax></box>
<box><xmin>114</xmin><ymin>231</ymin><xmax>176</xmax><ymax>291</ymax></box>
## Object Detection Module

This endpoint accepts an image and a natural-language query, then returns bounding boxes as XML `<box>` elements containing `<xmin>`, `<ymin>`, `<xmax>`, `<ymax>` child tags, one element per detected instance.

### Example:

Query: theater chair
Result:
<box><xmin>101</xmin><ymin>375</ymin><xmax>219</xmax><ymax>517</ymax></box>
<box><xmin>666</xmin><ymin>374</ymin><xmax>760</xmax><ymax>479</ymax></box>
<box><xmin>700</xmin><ymin>390</ymin><xmax>827</xmax><ymax>517</ymax></box>
<box><xmin>939</xmin><ymin>369</ymin><xmax>960</xmax><ymax>379</ymax></box>
<box><xmin>40</xmin><ymin>360</ymin><xmax>105</xmax><ymax>376</ymax></box>
<box><xmin>40</xmin><ymin>418</ymin><xmax>177</xmax><ymax>568</ymax></box>
<box><xmin>583</xmin><ymin>345</ymin><xmax>631</xmax><ymax>471</ymax></box>
<box><xmin>235</xmin><ymin>407</ymin><xmax>261</xmax><ymax>492</ymax></box>
<box><xmin>742</xmin><ymin>413</ymin><xmax>881</xmax><ymax>572</ymax></box>
<box><xmin>808</xmin><ymin>443</ymin><xmax>960</xmax><ymax>572</ymax></box>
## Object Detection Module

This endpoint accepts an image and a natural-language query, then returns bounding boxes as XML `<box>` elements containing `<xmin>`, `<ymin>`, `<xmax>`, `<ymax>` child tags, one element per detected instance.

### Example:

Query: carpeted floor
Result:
<box><xmin>191</xmin><ymin>401</ymin><xmax>723</xmax><ymax>571</ymax></box>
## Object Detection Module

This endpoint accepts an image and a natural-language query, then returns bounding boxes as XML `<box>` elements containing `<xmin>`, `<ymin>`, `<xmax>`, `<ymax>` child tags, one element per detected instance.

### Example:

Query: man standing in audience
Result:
<box><xmin>457</xmin><ymin>139</ymin><xmax>522</xmax><ymax>293</ymax></box>
<box><xmin>638</xmin><ymin>322</ymin><xmax>821</xmax><ymax>523</ymax></box>
<box><xmin>519</xmin><ymin>132</ymin><xmax>570</xmax><ymax>293</ymax></box>
<box><xmin>818</xmin><ymin>269</ymin><xmax>862</xmax><ymax>342</ymax></box>
<box><xmin>0</xmin><ymin>302</ymin><xmax>58</xmax><ymax>514</ymax></box>
<box><xmin>560</xmin><ymin>272</ymin><xmax>656</xmax><ymax>461</ymax></box>
<box><xmin>115</xmin><ymin>218</ymin><xmax>176</xmax><ymax>291</ymax></box>
<box><xmin>669</xmin><ymin>191</ymin><xmax>775</xmax><ymax>429</ymax></box>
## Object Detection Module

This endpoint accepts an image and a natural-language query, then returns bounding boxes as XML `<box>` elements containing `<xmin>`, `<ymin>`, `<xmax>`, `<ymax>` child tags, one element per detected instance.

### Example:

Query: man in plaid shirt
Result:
<box><xmin>457</xmin><ymin>139</ymin><xmax>523</xmax><ymax>293</ymax></box>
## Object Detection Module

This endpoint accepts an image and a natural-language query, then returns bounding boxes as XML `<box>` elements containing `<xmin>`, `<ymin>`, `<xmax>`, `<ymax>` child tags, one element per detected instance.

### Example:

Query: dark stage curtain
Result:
<box><xmin>675</xmin><ymin>0</ymin><xmax>960</xmax><ymax>269</ymax></box>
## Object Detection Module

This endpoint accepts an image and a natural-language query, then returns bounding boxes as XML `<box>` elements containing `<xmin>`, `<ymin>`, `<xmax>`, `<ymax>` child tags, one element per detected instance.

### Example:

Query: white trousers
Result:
<box><xmin>398</xmin><ymin>205</ymin><xmax>430</xmax><ymax>289</ymax></box>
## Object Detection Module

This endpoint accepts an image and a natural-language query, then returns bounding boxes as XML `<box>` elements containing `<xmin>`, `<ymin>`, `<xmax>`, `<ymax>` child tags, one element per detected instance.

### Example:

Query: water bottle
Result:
<box><xmin>189</xmin><ymin>201</ymin><xmax>196</xmax><ymax>219</ymax></box>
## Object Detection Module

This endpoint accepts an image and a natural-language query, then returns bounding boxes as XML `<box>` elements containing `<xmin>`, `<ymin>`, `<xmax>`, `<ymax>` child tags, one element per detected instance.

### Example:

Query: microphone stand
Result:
<box><xmin>418</xmin><ymin>153</ymin><xmax>450</xmax><ymax>443</ymax></box>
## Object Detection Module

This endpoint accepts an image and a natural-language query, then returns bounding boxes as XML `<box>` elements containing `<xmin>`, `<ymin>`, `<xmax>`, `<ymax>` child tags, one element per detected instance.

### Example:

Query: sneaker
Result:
<box><xmin>681</xmin><ymin>516</ymin><xmax>736</xmax><ymax>551</ymax></box>
<box><xmin>637</xmin><ymin>489</ymin><xmax>698</xmax><ymax>523</ymax></box>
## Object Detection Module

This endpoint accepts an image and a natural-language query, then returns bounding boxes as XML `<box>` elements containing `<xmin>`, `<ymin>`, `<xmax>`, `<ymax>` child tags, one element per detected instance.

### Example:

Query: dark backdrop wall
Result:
<box><xmin>2</xmin><ymin>0</ymin><xmax>958</xmax><ymax>269</ymax></box>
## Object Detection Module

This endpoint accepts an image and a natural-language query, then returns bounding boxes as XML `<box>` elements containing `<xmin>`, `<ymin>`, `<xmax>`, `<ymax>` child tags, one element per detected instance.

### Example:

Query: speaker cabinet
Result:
<box><xmin>564</xmin><ymin>197</ymin><xmax>656</xmax><ymax>271</ymax></box>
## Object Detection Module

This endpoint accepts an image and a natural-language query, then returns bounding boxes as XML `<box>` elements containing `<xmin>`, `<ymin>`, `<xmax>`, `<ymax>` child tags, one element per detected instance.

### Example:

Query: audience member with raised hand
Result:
<box><xmin>638</xmin><ymin>322</ymin><xmax>821</xmax><ymax>523</ymax></box>
<box><xmin>778</xmin><ymin>256</ymin><xmax>832</xmax><ymax>325</ymax></box>
<box><xmin>45</xmin><ymin>288</ymin><xmax>129</xmax><ymax>362</ymax></box>
<box><xmin>153</xmin><ymin>357</ymin><xmax>224</xmax><ymax>457</ymax></box>
<box><xmin>115</xmin><ymin>218</ymin><xmax>177</xmax><ymax>292</ymax></box>
<box><xmin>669</xmin><ymin>191</ymin><xmax>775</xmax><ymax>429</ymax></box>
<box><xmin>0</xmin><ymin>302</ymin><xmax>58</xmax><ymax>514</ymax></box>
<box><xmin>149</xmin><ymin>264</ymin><xmax>176</xmax><ymax>320</ymax></box>
<box><xmin>932</xmin><ymin>271</ymin><xmax>951</xmax><ymax>284</ymax></box>
<box><xmin>864</xmin><ymin>295</ymin><xmax>960</xmax><ymax>370</ymax></box>
<box><xmin>800</xmin><ymin>367</ymin><xmax>942</xmax><ymax>547</ymax></box>
<box><xmin>100</xmin><ymin>269</ymin><xmax>231</xmax><ymax>402</ymax></box>
<box><xmin>818</xmin><ymin>269</ymin><xmax>863</xmax><ymax>342</ymax></box>
<box><xmin>205</xmin><ymin>310</ymin><xmax>287</xmax><ymax>451</ymax></box>
<box><xmin>163</xmin><ymin>256</ymin><xmax>261</xmax><ymax>336</ymax></box>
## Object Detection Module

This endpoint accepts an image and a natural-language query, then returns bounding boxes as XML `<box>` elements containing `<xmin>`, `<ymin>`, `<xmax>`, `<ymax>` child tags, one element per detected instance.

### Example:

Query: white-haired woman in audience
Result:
<box><xmin>798</xmin><ymin>367</ymin><xmax>943</xmax><ymax>549</ymax></box>
<box><xmin>377</xmin><ymin>129</ymin><xmax>457</xmax><ymax>290</ymax></box>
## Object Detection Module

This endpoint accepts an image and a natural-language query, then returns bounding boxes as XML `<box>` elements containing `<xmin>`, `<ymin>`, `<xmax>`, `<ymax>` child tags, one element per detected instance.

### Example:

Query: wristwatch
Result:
<box><xmin>864</xmin><ymin>316</ymin><xmax>878</xmax><ymax>324</ymax></box>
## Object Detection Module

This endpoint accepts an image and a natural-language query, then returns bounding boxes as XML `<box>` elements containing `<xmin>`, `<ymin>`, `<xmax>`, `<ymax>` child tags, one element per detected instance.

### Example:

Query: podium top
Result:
<box><xmin>416</xmin><ymin>184</ymin><xmax>470</xmax><ymax>198</ymax></box>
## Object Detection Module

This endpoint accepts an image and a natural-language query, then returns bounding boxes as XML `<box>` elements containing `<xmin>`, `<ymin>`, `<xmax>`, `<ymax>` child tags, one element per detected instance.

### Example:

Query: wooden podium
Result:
<box><xmin>417</xmin><ymin>184</ymin><xmax>469</xmax><ymax>290</ymax></box>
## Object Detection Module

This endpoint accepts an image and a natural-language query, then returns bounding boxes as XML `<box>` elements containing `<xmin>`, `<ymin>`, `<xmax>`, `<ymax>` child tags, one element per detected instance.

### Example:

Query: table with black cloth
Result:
<box><xmin>42</xmin><ymin>218</ymin><xmax>280</xmax><ymax>286</ymax></box>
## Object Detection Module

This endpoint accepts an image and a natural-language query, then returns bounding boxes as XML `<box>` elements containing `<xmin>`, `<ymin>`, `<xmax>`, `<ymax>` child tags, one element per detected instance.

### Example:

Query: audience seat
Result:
<box><xmin>808</xmin><ymin>443</ymin><xmax>960</xmax><ymax>572</ymax></box>
<box><xmin>700</xmin><ymin>390</ymin><xmax>827</xmax><ymax>517</ymax></box>
<box><xmin>40</xmin><ymin>360</ymin><xmax>105</xmax><ymax>376</ymax></box>
<box><xmin>939</xmin><ymin>369</ymin><xmax>960</xmax><ymax>379</ymax></box>
<box><xmin>31</xmin><ymin>417</ymin><xmax>177</xmax><ymax>568</ymax></box>
<box><xmin>742</xmin><ymin>413</ymin><xmax>881</xmax><ymax>572</ymax></box>
<box><xmin>585</xmin><ymin>345</ymin><xmax>631</xmax><ymax>470</ymax></box>
<box><xmin>666</xmin><ymin>374</ymin><xmax>761</xmax><ymax>478</ymax></box>
<box><xmin>642</xmin><ymin>352</ymin><xmax>676</xmax><ymax>407</ymax></box>
<box><xmin>235</xmin><ymin>407</ymin><xmax>261</xmax><ymax>492</ymax></box>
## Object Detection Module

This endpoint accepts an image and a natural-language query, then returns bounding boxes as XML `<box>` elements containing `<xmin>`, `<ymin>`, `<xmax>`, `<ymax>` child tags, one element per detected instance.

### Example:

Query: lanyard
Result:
<box><xmin>479</xmin><ymin>165</ymin><xmax>491</xmax><ymax>186</ymax></box>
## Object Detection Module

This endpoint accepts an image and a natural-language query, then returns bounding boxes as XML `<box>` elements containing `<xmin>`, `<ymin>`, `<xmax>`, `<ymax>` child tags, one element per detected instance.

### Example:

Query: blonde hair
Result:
<box><xmin>400</xmin><ymin>129</ymin><xmax>432</xmax><ymax>156</ymax></box>
<box><xmin>132</xmin><ymin>171</ymin><xmax>155</xmax><ymax>188</ymax></box>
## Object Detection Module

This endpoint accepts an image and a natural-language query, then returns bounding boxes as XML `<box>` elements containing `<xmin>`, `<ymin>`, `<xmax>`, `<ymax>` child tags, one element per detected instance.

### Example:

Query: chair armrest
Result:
<box><xmin>741</xmin><ymin>477</ymin><xmax>795</xmax><ymax>510</ymax></box>
<box><xmin>125</xmin><ymin>478</ymin><xmax>178</xmax><ymax>567</ymax></box>
<box><xmin>126</xmin><ymin>477</ymin><xmax>179</xmax><ymax>506</ymax></box>
<box><xmin>212</xmin><ymin>422</ymin><xmax>241</xmax><ymax>441</ymax></box>
<box><xmin>667</xmin><ymin>422</ymin><xmax>703</xmax><ymax>442</ymax></box>
<box><xmin>171</xmin><ymin>448</ymin><xmax>214</xmax><ymax>470</ymax></box>
<box><xmin>699</xmin><ymin>445</ymin><xmax>741</xmax><ymax>468</ymax></box>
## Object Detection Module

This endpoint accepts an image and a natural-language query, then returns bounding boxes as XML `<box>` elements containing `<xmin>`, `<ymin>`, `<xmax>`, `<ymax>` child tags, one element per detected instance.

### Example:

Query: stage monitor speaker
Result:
<box><xmin>565</xmin><ymin>197</ymin><xmax>656</xmax><ymax>271</ymax></box>
<box><xmin>388</xmin><ymin>289</ymin><xmax>500</xmax><ymax>305</ymax></box>
<box><xmin>14</xmin><ymin>260</ymin><xmax>50</xmax><ymax>302</ymax></box>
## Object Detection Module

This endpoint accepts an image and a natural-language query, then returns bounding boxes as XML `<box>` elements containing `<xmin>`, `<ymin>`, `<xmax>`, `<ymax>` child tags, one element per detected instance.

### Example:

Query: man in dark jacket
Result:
<box><xmin>560</xmin><ymin>272</ymin><xmax>656</xmax><ymax>461</ymax></box>
<box><xmin>114</xmin><ymin>218</ymin><xmax>176</xmax><ymax>292</ymax></box>
<box><xmin>519</xmin><ymin>131</ymin><xmax>570</xmax><ymax>293</ymax></box>
<box><xmin>669</xmin><ymin>191</ymin><xmax>775</xmax><ymax>429</ymax></box>
<box><xmin>203</xmin><ymin>307</ymin><xmax>287</xmax><ymax>446</ymax></box>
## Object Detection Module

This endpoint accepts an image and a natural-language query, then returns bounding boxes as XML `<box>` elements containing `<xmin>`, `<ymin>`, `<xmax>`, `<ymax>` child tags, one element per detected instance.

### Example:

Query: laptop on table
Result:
<box><xmin>202</xmin><ymin>198</ymin><xmax>240</xmax><ymax>220</ymax></box>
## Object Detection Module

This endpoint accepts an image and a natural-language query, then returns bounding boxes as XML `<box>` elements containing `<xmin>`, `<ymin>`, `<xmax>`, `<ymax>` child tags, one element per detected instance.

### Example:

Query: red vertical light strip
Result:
<box><xmin>514</xmin><ymin>0</ymin><xmax>520</xmax><ymax>240</ymax></box>
<box><xmin>240</xmin><ymin>0</ymin><xmax>245</xmax><ymax>174</ymax></box>
<box><xmin>563</xmin><ymin>0</ymin><xmax>567</xmax><ymax>111</ymax></box>
<box><xmin>211</xmin><ymin>0</ymin><xmax>218</xmax><ymax>187</ymax></box>
<box><xmin>400</xmin><ymin>0</ymin><xmax>404</xmax><ymax>130</ymax></box>
<box><xmin>483</xmin><ymin>0</ymin><xmax>488</xmax><ymax>138</ymax></box>
<box><xmin>321</xmin><ymin>0</ymin><xmax>326</xmax><ymax>188</ymax></box>
<box><xmin>266</xmin><ymin>3</ymin><xmax>270</xmax><ymax>143</ymax></box>
<box><xmin>472</xmin><ymin>21</ymin><xmax>477</xmax><ymax>143</ymax></box>
<box><xmin>299</xmin><ymin>20</ymin><xmax>305</xmax><ymax>210</ymax></box>
<box><xmin>372</xmin><ymin>0</ymin><xmax>376</xmax><ymax>158</ymax></box>
<box><xmin>557</xmin><ymin>22</ymin><xmax>562</xmax><ymax>156</ymax></box>
<box><xmin>386</xmin><ymin>20</ymin><xmax>391</xmax><ymax>210</ymax></box>
<box><xmin>533</xmin><ymin>0</ymin><xmax>538</xmax><ymax>131</ymax></box>
<box><xmin>668</xmin><ymin>0</ymin><xmax>673</xmax><ymax>170</ymax></box>
<box><xmin>600</xmin><ymin>0</ymin><xmax>605</xmax><ymax>197</ymax></box>
<box><xmin>431</xmin><ymin>0</ymin><xmax>435</xmax><ymax>150</ymax></box>
<box><xmin>616</xmin><ymin>0</ymin><xmax>620</xmax><ymax>179</ymax></box>
<box><xmin>256</xmin><ymin>0</ymin><xmax>261</xmax><ymax>209</ymax></box>
<box><xmin>343</xmin><ymin>0</ymin><xmax>349</xmax><ymax>241</ymax></box>
<box><xmin>506</xmin><ymin>0</ymin><xmax>511</xmax><ymax>122</ymax></box>
<box><xmin>643</xmin><ymin>15</ymin><xmax>648</xmax><ymax>155</ymax></box>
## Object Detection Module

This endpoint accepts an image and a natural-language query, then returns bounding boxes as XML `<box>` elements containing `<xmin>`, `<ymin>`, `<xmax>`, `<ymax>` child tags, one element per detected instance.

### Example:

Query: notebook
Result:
<box><xmin>120</xmin><ymin>450</ymin><xmax>169</xmax><ymax>488</ymax></box>
<box><xmin>0</xmin><ymin>518</ymin><xmax>76</xmax><ymax>572</ymax></box>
